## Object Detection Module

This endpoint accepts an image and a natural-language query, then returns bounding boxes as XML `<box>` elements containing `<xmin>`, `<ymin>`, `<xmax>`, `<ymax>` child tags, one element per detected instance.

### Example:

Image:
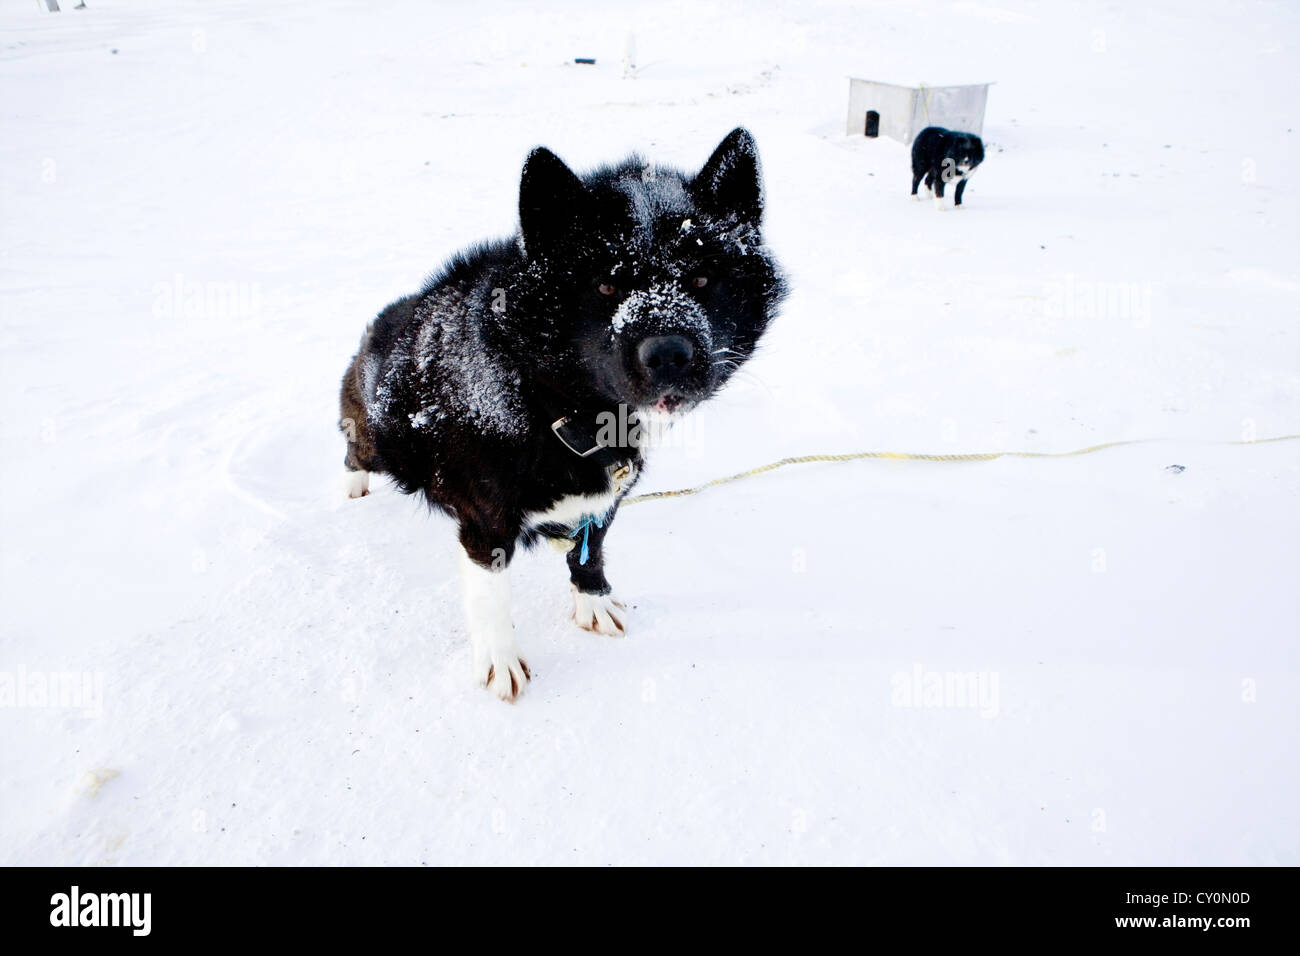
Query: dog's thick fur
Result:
<box><xmin>339</xmin><ymin>129</ymin><xmax>786</xmax><ymax>700</ymax></box>
<box><xmin>910</xmin><ymin>126</ymin><xmax>985</xmax><ymax>208</ymax></box>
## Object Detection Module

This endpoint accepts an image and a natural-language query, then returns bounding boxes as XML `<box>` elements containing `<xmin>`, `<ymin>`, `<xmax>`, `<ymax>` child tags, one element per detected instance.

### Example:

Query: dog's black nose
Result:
<box><xmin>636</xmin><ymin>335</ymin><xmax>695</xmax><ymax>387</ymax></box>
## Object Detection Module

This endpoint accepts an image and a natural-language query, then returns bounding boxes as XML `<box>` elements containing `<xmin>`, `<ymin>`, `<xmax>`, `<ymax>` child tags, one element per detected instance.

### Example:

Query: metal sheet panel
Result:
<box><xmin>846</xmin><ymin>80</ymin><xmax>917</xmax><ymax>141</ymax></box>
<box><xmin>848</xmin><ymin>78</ymin><xmax>990</xmax><ymax>144</ymax></box>
<box><xmin>908</xmin><ymin>83</ymin><xmax>989</xmax><ymax>141</ymax></box>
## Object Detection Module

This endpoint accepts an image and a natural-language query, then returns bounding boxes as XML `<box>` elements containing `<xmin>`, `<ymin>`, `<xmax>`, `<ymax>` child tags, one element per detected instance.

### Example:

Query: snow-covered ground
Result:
<box><xmin>2</xmin><ymin>0</ymin><xmax>1297</xmax><ymax>865</ymax></box>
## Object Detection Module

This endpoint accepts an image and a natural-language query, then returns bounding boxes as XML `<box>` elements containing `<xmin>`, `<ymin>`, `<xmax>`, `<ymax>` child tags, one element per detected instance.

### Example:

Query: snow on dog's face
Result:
<box><xmin>509</xmin><ymin>129</ymin><xmax>786</xmax><ymax>418</ymax></box>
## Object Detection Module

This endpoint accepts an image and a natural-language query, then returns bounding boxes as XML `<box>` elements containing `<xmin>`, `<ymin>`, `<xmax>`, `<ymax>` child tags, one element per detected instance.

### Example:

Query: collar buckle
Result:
<box><xmin>551</xmin><ymin>416</ymin><xmax>605</xmax><ymax>458</ymax></box>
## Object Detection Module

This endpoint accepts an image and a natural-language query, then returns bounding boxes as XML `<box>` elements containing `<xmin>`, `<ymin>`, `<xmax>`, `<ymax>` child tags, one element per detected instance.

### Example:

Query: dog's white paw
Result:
<box><xmin>571</xmin><ymin>585</ymin><xmax>627</xmax><ymax>636</ymax></box>
<box><xmin>474</xmin><ymin>645</ymin><xmax>531</xmax><ymax>702</ymax></box>
<box><xmin>343</xmin><ymin>469</ymin><xmax>370</xmax><ymax>498</ymax></box>
<box><xmin>459</xmin><ymin>547</ymin><xmax>528</xmax><ymax>702</ymax></box>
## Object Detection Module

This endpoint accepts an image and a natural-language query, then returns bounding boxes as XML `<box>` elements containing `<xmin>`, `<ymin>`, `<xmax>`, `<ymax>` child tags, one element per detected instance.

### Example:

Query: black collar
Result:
<box><xmin>551</xmin><ymin>414</ymin><xmax>609</xmax><ymax>457</ymax></box>
<box><xmin>533</xmin><ymin>375</ymin><xmax>637</xmax><ymax>469</ymax></box>
<box><xmin>549</xmin><ymin>412</ymin><xmax>633</xmax><ymax>468</ymax></box>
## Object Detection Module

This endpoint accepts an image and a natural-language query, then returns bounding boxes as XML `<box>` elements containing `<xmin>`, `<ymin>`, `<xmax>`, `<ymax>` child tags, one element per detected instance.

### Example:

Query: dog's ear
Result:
<box><xmin>693</xmin><ymin>128</ymin><xmax>763</xmax><ymax>225</ymax></box>
<box><xmin>519</xmin><ymin>147</ymin><xmax>589</xmax><ymax>259</ymax></box>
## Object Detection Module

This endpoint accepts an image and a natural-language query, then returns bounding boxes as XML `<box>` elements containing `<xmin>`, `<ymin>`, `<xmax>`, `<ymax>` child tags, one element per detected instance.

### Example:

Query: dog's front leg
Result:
<box><xmin>458</xmin><ymin>527</ymin><xmax>530</xmax><ymax>702</ymax></box>
<box><xmin>566</xmin><ymin>509</ymin><xmax>627</xmax><ymax>636</ymax></box>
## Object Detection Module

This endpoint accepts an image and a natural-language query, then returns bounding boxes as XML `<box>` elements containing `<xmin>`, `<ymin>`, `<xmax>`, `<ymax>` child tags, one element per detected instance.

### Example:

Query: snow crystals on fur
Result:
<box><xmin>371</xmin><ymin>289</ymin><xmax>527</xmax><ymax>439</ymax></box>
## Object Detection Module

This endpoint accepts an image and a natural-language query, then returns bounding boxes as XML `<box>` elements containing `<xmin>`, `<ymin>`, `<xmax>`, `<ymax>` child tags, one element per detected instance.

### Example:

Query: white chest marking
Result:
<box><xmin>525</xmin><ymin>488</ymin><xmax>620</xmax><ymax>530</ymax></box>
<box><xmin>523</xmin><ymin>463</ymin><xmax>636</xmax><ymax>531</ymax></box>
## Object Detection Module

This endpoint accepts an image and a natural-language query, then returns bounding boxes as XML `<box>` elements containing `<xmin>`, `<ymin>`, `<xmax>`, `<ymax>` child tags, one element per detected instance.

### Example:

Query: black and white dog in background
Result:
<box><xmin>339</xmin><ymin>129</ymin><xmax>786</xmax><ymax>701</ymax></box>
<box><xmin>911</xmin><ymin>126</ymin><xmax>985</xmax><ymax>209</ymax></box>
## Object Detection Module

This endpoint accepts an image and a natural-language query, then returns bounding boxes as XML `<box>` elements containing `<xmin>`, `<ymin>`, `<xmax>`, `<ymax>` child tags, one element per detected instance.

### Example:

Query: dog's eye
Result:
<box><xmin>690</xmin><ymin>276</ymin><xmax>708</xmax><ymax>289</ymax></box>
<box><xmin>598</xmin><ymin>283</ymin><xmax>618</xmax><ymax>297</ymax></box>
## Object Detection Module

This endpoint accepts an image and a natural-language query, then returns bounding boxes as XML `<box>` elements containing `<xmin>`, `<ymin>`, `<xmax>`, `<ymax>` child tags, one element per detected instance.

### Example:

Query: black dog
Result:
<box><xmin>339</xmin><ymin>129</ymin><xmax>786</xmax><ymax>701</ymax></box>
<box><xmin>911</xmin><ymin>126</ymin><xmax>984</xmax><ymax>209</ymax></box>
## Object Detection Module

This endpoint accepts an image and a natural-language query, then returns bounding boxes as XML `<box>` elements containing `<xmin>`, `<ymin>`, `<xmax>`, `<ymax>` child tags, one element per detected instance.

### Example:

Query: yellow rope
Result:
<box><xmin>621</xmin><ymin>434</ymin><xmax>1300</xmax><ymax>506</ymax></box>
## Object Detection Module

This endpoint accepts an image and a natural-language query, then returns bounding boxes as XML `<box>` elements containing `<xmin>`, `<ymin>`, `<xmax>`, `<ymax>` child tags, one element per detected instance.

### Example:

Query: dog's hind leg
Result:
<box><xmin>565</xmin><ymin>510</ymin><xmax>626</xmax><ymax>636</ymax></box>
<box><xmin>341</xmin><ymin>446</ymin><xmax>370</xmax><ymax>498</ymax></box>
<box><xmin>933</xmin><ymin>173</ymin><xmax>947</xmax><ymax>210</ymax></box>
<box><xmin>339</xmin><ymin>351</ymin><xmax>379</xmax><ymax>498</ymax></box>
<box><xmin>911</xmin><ymin>170</ymin><xmax>924</xmax><ymax>199</ymax></box>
